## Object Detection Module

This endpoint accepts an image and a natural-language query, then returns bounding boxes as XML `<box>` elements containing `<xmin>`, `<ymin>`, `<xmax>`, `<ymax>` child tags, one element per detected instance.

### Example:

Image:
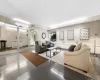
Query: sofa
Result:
<box><xmin>64</xmin><ymin>44</ymin><xmax>91</xmax><ymax>72</ymax></box>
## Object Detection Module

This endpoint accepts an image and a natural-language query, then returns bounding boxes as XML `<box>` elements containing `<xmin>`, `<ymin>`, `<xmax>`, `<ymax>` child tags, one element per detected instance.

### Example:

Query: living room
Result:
<box><xmin>32</xmin><ymin>15</ymin><xmax>100</xmax><ymax>79</ymax></box>
<box><xmin>48</xmin><ymin>19</ymin><xmax>100</xmax><ymax>54</ymax></box>
<box><xmin>0</xmin><ymin>0</ymin><xmax>100</xmax><ymax>80</ymax></box>
<box><xmin>0</xmin><ymin>15</ymin><xmax>99</xmax><ymax>80</ymax></box>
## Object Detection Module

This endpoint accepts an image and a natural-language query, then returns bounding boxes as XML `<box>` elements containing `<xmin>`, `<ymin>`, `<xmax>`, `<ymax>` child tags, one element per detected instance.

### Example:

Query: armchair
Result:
<box><xmin>35</xmin><ymin>41</ymin><xmax>47</xmax><ymax>53</ymax></box>
<box><xmin>35</xmin><ymin>41</ymin><xmax>54</xmax><ymax>54</ymax></box>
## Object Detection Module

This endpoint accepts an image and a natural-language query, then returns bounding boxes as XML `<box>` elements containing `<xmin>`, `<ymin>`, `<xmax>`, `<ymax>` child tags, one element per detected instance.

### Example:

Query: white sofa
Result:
<box><xmin>64</xmin><ymin>44</ymin><xmax>91</xmax><ymax>72</ymax></box>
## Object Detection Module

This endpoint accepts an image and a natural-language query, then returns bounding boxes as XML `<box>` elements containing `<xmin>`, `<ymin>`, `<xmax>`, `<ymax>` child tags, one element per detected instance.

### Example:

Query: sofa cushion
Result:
<box><xmin>74</xmin><ymin>43</ymin><xmax>82</xmax><ymax>51</ymax></box>
<box><xmin>42</xmin><ymin>43</ymin><xmax>46</xmax><ymax>46</ymax></box>
<box><xmin>68</xmin><ymin>45</ymin><xmax>76</xmax><ymax>52</ymax></box>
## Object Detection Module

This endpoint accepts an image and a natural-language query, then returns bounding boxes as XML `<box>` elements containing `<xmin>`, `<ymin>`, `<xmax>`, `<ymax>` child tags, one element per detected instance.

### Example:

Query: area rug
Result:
<box><xmin>20</xmin><ymin>51</ymin><xmax>48</xmax><ymax>67</ymax></box>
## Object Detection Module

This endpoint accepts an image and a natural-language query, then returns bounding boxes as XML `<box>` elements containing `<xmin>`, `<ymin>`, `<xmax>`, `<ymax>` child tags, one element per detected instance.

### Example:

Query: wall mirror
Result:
<box><xmin>42</xmin><ymin>32</ymin><xmax>46</xmax><ymax>39</ymax></box>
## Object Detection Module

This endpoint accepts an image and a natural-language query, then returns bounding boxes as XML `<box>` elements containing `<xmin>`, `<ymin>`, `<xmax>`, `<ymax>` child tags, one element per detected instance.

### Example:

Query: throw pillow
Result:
<box><xmin>74</xmin><ymin>43</ymin><xmax>82</xmax><ymax>51</ymax></box>
<box><xmin>68</xmin><ymin>45</ymin><xmax>76</xmax><ymax>52</ymax></box>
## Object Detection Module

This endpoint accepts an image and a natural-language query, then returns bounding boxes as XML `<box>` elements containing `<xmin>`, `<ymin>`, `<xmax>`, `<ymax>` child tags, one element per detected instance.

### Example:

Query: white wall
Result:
<box><xmin>36</xmin><ymin>28</ymin><xmax>48</xmax><ymax>42</ymax></box>
<box><xmin>48</xmin><ymin>20</ymin><xmax>100</xmax><ymax>54</ymax></box>
<box><xmin>0</xmin><ymin>24</ymin><xmax>48</xmax><ymax>48</ymax></box>
<box><xmin>29</xmin><ymin>26</ymin><xmax>49</xmax><ymax>46</ymax></box>
<box><xmin>0</xmin><ymin>26</ymin><xmax>28</xmax><ymax>48</ymax></box>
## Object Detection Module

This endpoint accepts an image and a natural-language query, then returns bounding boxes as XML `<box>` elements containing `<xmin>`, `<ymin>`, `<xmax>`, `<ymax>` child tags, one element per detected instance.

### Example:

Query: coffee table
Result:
<box><xmin>46</xmin><ymin>47</ymin><xmax>61</xmax><ymax>58</ymax></box>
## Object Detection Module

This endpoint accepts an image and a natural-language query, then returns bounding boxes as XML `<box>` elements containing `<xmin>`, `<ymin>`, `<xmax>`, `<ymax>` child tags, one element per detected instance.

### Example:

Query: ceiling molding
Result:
<box><xmin>48</xmin><ymin>15</ymin><xmax>100</xmax><ymax>30</ymax></box>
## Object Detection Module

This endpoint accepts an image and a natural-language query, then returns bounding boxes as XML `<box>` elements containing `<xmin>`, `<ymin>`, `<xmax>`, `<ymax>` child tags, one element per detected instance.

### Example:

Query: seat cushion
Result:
<box><xmin>68</xmin><ymin>45</ymin><xmax>76</xmax><ymax>52</ymax></box>
<box><xmin>74</xmin><ymin>43</ymin><xmax>82</xmax><ymax>51</ymax></box>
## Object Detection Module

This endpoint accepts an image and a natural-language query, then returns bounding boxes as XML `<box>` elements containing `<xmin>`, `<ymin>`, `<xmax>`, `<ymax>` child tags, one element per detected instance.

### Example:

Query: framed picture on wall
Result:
<box><xmin>67</xmin><ymin>29</ymin><xmax>74</xmax><ymax>40</ymax></box>
<box><xmin>49</xmin><ymin>32</ymin><xmax>56</xmax><ymax>42</ymax></box>
<box><xmin>80</xmin><ymin>28</ymin><xmax>90</xmax><ymax>40</ymax></box>
<box><xmin>59</xmin><ymin>31</ymin><xmax>64</xmax><ymax>40</ymax></box>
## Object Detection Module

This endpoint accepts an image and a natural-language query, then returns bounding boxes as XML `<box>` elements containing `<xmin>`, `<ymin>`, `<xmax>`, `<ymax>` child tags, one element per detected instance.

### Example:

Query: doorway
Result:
<box><xmin>0</xmin><ymin>23</ymin><xmax>32</xmax><ymax>55</ymax></box>
<box><xmin>0</xmin><ymin>25</ymin><xmax>17</xmax><ymax>52</ymax></box>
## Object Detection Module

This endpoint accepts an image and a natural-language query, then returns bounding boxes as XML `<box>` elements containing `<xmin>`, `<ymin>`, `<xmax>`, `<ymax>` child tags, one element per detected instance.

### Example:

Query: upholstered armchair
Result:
<box><xmin>35</xmin><ymin>41</ymin><xmax>54</xmax><ymax>54</ymax></box>
<box><xmin>64</xmin><ymin>45</ymin><xmax>91</xmax><ymax>72</ymax></box>
<box><xmin>35</xmin><ymin>41</ymin><xmax>47</xmax><ymax>53</ymax></box>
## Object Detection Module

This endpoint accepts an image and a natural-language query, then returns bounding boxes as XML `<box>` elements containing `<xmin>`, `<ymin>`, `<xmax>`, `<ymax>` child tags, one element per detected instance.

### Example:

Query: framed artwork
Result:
<box><xmin>80</xmin><ymin>28</ymin><xmax>90</xmax><ymax>40</ymax></box>
<box><xmin>59</xmin><ymin>31</ymin><xmax>64</xmax><ymax>40</ymax></box>
<box><xmin>67</xmin><ymin>29</ymin><xmax>74</xmax><ymax>40</ymax></box>
<box><xmin>49</xmin><ymin>32</ymin><xmax>56</xmax><ymax>42</ymax></box>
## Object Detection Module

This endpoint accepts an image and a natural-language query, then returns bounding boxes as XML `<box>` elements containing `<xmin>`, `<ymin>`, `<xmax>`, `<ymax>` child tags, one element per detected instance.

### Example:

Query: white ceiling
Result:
<box><xmin>0</xmin><ymin>0</ymin><xmax>100</xmax><ymax>29</ymax></box>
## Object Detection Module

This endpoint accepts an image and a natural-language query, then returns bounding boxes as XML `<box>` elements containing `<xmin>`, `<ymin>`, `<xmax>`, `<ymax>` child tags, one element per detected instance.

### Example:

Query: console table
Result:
<box><xmin>0</xmin><ymin>40</ymin><xmax>7</xmax><ymax>51</ymax></box>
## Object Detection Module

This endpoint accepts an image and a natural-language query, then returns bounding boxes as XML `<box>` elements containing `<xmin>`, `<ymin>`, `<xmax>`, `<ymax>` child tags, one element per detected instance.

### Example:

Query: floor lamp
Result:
<box><xmin>94</xmin><ymin>34</ymin><xmax>97</xmax><ymax>57</ymax></box>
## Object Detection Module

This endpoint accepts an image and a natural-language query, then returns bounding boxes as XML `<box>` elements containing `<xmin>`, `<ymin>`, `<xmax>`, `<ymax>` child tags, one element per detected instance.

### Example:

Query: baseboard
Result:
<box><xmin>6</xmin><ymin>47</ymin><xmax>12</xmax><ymax>49</ymax></box>
<box><xmin>90</xmin><ymin>52</ymin><xmax>99</xmax><ymax>54</ymax></box>
<box><xmin>22</xmin><ymin>45</ymin><xmax>28</xmax><ymax>47</ymax></box>
<box><xmin>90</xmin><ymin>53</ymin><xmax>100</xmax><ymax>57</ymax></box>
<box><xmin>61</xmin><ymin>48</ymin><xmax>68</xmax><ymax>51</ymax></box>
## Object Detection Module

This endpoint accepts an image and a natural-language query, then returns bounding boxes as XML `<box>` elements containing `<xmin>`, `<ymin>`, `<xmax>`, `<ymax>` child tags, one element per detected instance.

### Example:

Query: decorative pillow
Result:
<box><xmin>42</xmin><ymin>43</ymin><xmax>46</xmax><ymax>46</ymax></box>
<box><xmin>74</xmin><ymin>43</ymin><xmax>82</xmax><ymax>51</ymax></box>
<box><xmin>68</xmin><ymin>45</ymin><xmax>76</xmax><ymax>52</ymax></box>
